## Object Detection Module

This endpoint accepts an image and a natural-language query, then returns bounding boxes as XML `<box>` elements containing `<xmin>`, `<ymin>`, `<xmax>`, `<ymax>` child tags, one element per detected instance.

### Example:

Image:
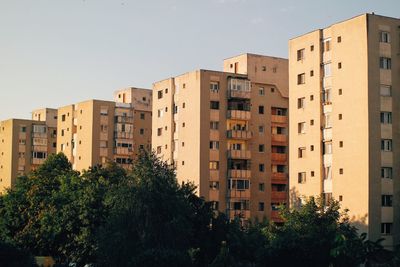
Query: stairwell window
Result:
<box><xmin>297</xmin><ymin>73</ymin><xmax>305</xmax><ymax>84</ymax></box>
<box><xmin>209</xmin><ymin>141</ymin><xmax>219</xmax><ymax>150</ymax></box>
<box><xmin>380</xmin><ymin>85</ymin><xmax>392</xmax><ymax>96</ymax></box>
<box><xmin>297</xmin><ymin>48</ymin><xmax>305</xmax><ymax>61</ymax></box>
<box><xmin>298</xmin><ymin>172</ymin><xmax>306</xmax><ymax>184</ymax></box>
<box><xmin>381</xmin><ymin>223</ymin><xmax>392</xmax><ymax>235</ymax></box>
<box><xmin>379</xmin><ymin>31</ymin><xmax>391</xmax><ymax>43</ymax></box>
<box><xmin>210</xmin><ymin>101</ymin><xmax>220</xmax><ymax>110</ymax></box>
<box><xmin>297</xmin><ymin>97</ymin><xmax>305</xmax><ymax>109</ymax></box>
<box><xmin>381</xmin><ymin>139</ymin><xmax>392</xmax><ymax>151</ymax></box>
<box><xmin>381</xmin><ymin>167</ymin><xmax>392</xmax><ymax>179</ymax></box>
<box><xmin>382</xmin><ymin>195</ymin><xmax>393</xmax><ymax>207</ymax></box>
<box><xmin>210</xmin><ymin>82</ymin><xmax>219</xmax><ymax>93</ymax></box>
<box><xmin>380</xmin><ymin>57</ymin><xmax>391</xmax><ymax>69</ymax></box>
<box><xmin>380</xmin><ymin>112</ymin><xmax>392</xmax><ymax>124</ymax></box>
<box><xmin>298</xmin><ymin>122</ymin><xmax>306</xmax><ymax>134</ymax></box>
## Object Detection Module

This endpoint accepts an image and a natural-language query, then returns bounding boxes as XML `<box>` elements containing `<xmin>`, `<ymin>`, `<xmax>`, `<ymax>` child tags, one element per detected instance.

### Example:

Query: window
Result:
<box><xmin>259</xmin><ymin>144</ymin><xmax>265</xmax><ymax>153</ymax></box>
<box><xmin>310</xmin><ymin>145</ymin><xmax>314</xmax><ymax>151</ymax></box>
<box><xmin>338</xmin><ymin>62</ymin><xmax>342</xmax><ymax>69</ymax></box>
<box><xmin>337</xmin><ymin>36</ymin><xmax>342</xmax><ymax>43</ymax></box>
<box><xmin>228</xmin><ymin>179</ymin><xmax>250</xmax><ymax>190</ymax></box>
<box><xmin>156</xmin><ymin>146</ymin><xmax>162</xmax><ymax>154</ymax></box>
<box><xmin>297</xmin><ymin>97</ymin><xmax>305</xmax><ymax>109</ymax></box>
<box><xmin>139</xmin><ymin>128</ymin><xmax>144</xmax><ymax>135</ymax></box>
<box><xmin>271</xmin><ymin>87</ymin><xmax>275</xmax><ymax>93</ymax></box>
<box><xmin>101</xmin><ymin>125</ymin><xmax>108</xmax><ymax>132</ymax></box>
<box><xmin>310</xmin><ymin>119</ymin><xmax>314</xmax><ymax>126</ymax></box>
<box><xmin>381</xmin><ymin>167</ymin><xmax>392</xmax><ymax>179</ymax></box>
<box><xmin>32</xmin><ymin>151</ymin><xmax>47</xmax><ymax>159</ymax></box>
<box><xmin>310</xmin><ymin>70</ymin><xmax>314</xmax><ymax>77</ymax></box>
<box><xmin>380</xmin><ymin>85</ymin><xmax>392</xmax><ymax>96</ymax></box>
<box><xmin>324</xmin><ymin>142</ymin><xmax>332</xmax><ymax>154</ymax></box>
<box><xmin>157</xmin><ymin>128</ymin><xmax>162</xmax><ymax>136</ymax></box>
<box><xmin>210</xmin><ymin>101</ymin><xmax>220</xmax><ymax>110</ymax></box>
<box><xmin>211</xmin><ymin>201</ymin><xmax>219</xmax><ymax>210</ymax></box>
<box><xmin>322</xmin><ymin>88</ymin><xmax>332</xmax><ymax>104</ymax></box>
<box><xmin>100</xmin><ymin>141</ymin><xmax>108</xmax><ymax>148</ymax></box>
<box><xmin>258</xmin><ymin>202</ymin><xmax>265</xmax><ymax>211</ymax></box>
<box><xmin>209</xmin><ymin>141</ymin><xmax>219</xmax><ymax>150</ymax></box>
<box><xmin>339</xmin><ymin>141</ymin><xmax>343</xmax><ymax>147</ymax></box>
<box><xmin>339</xmin><ymin>168</ymin><xmax>344</xmax><ymax>175</ymax></box>
<box><xmin>157</xmin><ymin>108</ymin><xmax>164</xmax><ymax>118</ymax></box>
<box><xmin>209</xmin><ymin>161</ymin><xmax>219</xmax><ymax>170</ymax></box>
<box><xmin>338</xmin><ymin>89</ymin><xmax>343</xmax><ymax>95</ymax></box>
<box><xmin>259</xmin><ymin>126</ymin><xmax>264</xmax><ymax>133</ymax></box>
<box><xmin>381</xmin><ymin>139</ymin><xmax>392</xmax><ymax>151</ymax></box>
<box><xmin>210</xmin><ymin>82</ymin><xmax>219</xmax><ymax>92</ymax></box>
<box><xmin>258</xmin><ymin>106</ymin><xmax>264</xmax><ymax>114</ymax></box>
<box><xmin>298</xmin><ymin>122</ymin><xmax>305</xmax><ymax>134</ymax></box>
<box><xmin>259</xmin><ymin>87</ymin><xmax>265</xmax><ymax>95</ymax></box>
<box><xmin>310</xmin><ymin>95</ymin><xmax>314</xmax><ymax>101</ymax></box>
<box><xmin>338</xmin><ymin>114</ymin><xmax>343</xmax><ymax>120</ymax></box>
<box><xmin>297</xmin><ymin>48</ymin><xmax>305</xmax><ymax>61</ymax></box>
<box><xmin>259</xmin><ymin>164</ymin><xmax>265</xmax><ymax>172</ymax></box>
<box><xmin>297</xmin><ymin>73</ymin><xmax>305</xmax><ymax>84</ymax></box>
<box><xmin>311</xmin><ymin>171</ymin><xmax>315</xmax><ymax>177</ymax></box>
<box><xmin>381</xmin><ymin>112</ymin><xmax>392</xmax><ymax>124</ymax></box>
<box><xmin>140</xmin><ymin>113</ymin><xmax>145</xmax><ymax>120</ymax></box>
<box><xmin>323</xmin><ymin>63</ymin><xmax>332</xmax><ymax>77</ymax></box>
<box><xmin>20</xmin><ymin>126</ymin><xmax>26</xmax><ymax>132</ymax></box>
<box><xmin>100</xmin><ymin>108</ymin><xmax>108</xmax><ymax>116</ymax></box>
<box><xmin>380</xmin><ymin>31</ymin><xmax>391</xmax><ymax>43</ymax></box>
<box><xmin>324</xmin><ymin>113</ymin><xmax>332</xmax><ymax>128</ymax></box>
<box><xmin>62</xmin><ymin>114</ymin><xmax>66</xmax><ymax>121</ymax></box>
<box><xmin>298</xmin><ymin>147</ymin><xmax>305</xmax><ymax>158</ymax></box>
<box><xmin>158</xmin><ymin>90</ymin><xmax>163</xmax><ymax>99</ymax></box>
<box><xmin>210</xmin><ymin>121</ymin><xmax>219</xmax><ymax>130</ymax></box>
<box><xmin>262</xmin><ymin>66</ymin><xmax>267</xmax><ymax>71</ymax></box>
<box><xmin>323</xmin><ymin>39</ymin><xmax>331</xmax><ymax>52</ymax></box>
<box><xmin>259</xmin><ymin>183</ymin><xmax>265</xmax><ymax>191</ymax></box>
<box><xmin>298</xmin><ymin>172</ymin><xmax>306</xmax><ymax>184</ymax></box>
<box><xmin>209</xmin><ymin>181</ymin><xmax>219</xmax><ymax>190</ymax></box>
<box><xmin>380</xmin><ymin>57</ymin><xmax>391</xmax><ymax>69</ymax></box>
<box><xmin>381</xmin><ymin>223</ymin><xmax>392</xmax><ymax>235</ymax></box>
<box><xmin>310</xmin><ymin>45</ymin><xmax>314</xmax><ymax>51</ymax></box>
<box><xmin>382</xmin><ymin>195</ymin><xmax>393</xmax><ymax>207</ymax></box>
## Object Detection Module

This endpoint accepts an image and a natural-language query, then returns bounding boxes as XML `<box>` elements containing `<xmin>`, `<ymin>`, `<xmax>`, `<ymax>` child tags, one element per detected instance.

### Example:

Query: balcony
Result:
<box><xmin>227</xmin><ymin>189</ymin><xmax>250</xmax><ymax>199</ymax></box>
<box><xmin>228</xmin><ymin>210</ymin><xmax>251</xmax><ymax>220</ymax></box>
<box><xmin>271</xmin><ymin>134</ymin><xmax>287</xmax><ymax>144</ymax></box>
<box><xmin>228</xmin><ymin>169</ymin><xmax>251</xmax><ymax>179</ymax></box>
<box><xmin>271</xmin><ymin>172</ymin><xmax>288</xmax><ymax>184</ymax></box>
<box><xmin>271</xmin><ymin>115</ymin><xmax>287</xmax><ymax>124</ymax></box>
<box><xmin>115</xmin><ymin>116</ymin><xmax>134</xmax><ymax>124</ymax></box>
<box><xmin>271</xmin><ymin>153</ymin><xmax>287</xmax><ymax>163</ymax></box>
<box><xmin>271</xmin><ymin>191</ymin><xmax>287</xmax><ymax>202</ymax></box>
<box><xmin>228</xmin><ymin>150</ymin><xmax>251</xmax><ymax>160</ymax></box>
<box><xmin>115</xmin><ymin>132</ymin><xmax>134</xmax><ymax>139</ymax></box>
<box><xmin>228</xmin><ymin>79</ymin><xmax>251</xmax><ymax>99</ymax></box>
<box><xmin>114</xmin><ymin>147</ymin><xmax>133</xmax><ymax>155</ymax></box>
<box><xmin>271</xmin><ymin>210</ymin><xmax>283</xmax><ymax>222</ymax></box>
<box><xmin>227</xmin><ymin>130</ymin><xmax>252</xmax><ymax>140</ymax></box>
<box><xmin>227</xmin><ymin>110</ymin><xmax>251</xmax><ymax>120</ymax></box>
<box><xmin>32</xmin><ymin>158</ymin><xmax>46</xmax><ymax>165</ymax></box>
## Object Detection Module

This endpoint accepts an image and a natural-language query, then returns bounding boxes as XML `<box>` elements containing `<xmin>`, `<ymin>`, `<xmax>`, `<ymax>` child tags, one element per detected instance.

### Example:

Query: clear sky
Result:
<box><xmin>0</xmin><ymin>0</ymin><xmax>399</xmax><ymax>120</ymax></box>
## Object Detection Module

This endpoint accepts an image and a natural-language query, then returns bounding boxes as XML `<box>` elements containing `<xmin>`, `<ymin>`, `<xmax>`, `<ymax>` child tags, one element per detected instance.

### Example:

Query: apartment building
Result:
<box><xmin>57</xmin><ymin>88</ymin><xmax>152</xmax><ymax>171</ymax></box>
<box><xmin>152</xmin><ymin>54</ymin><xmax>288</xmax><ymax>223</ymax></box>
<box><xmin>289</xmin><ymin>14</ymin><xmax>399</xmax><ymax>248</ymax></box>
<box><xmin>0</xmin><ymin>108</ymin><xmax>57</xmax><ymax>192</ymax></box>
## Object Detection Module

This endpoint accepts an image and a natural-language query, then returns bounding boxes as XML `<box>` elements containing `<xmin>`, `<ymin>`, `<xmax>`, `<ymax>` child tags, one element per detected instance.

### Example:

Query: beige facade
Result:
<box><xmin>289</xmin><ymin>14</ymin><xmax>400</xmax><ymax>248</ymax></box>
<box><xmin>152</xmin><ymin>54</ymin><xmax>288</xmax><ymax>222</ymax></box>
<box><xmin>0</xmin><ymin>108</ymin><xmax>58</xmax><ymax>192</ymax></box>
<box><xmin>57</xmin><ymin>88</ymin><xmax>152</xmax><ymax>171</ymax></box>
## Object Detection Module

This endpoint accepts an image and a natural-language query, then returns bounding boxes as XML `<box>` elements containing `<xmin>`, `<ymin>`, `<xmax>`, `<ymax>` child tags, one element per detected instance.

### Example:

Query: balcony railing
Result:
<box><xmin>115</xmin><ymin>132</ymin><xmax>134</xmax><ymax>139</ymax></box>
<box><xmin>114</xmin><ymin>147</ymin><xmax>134</xmax><ymax>155</ymax></box>
<box><xmin>271</xmin><ymin>172</ymin><xmax>288</xmax><ymax>184</ymax></box>
<box><xmin>271</xmin><ymin>134</ymin><xmax>287</xmax><ymax>144</ymax></box>
<box><xmin>271</xmin><ymin>153</ymin><xmax>287</xmax><ymax>162</ymax></box>
<box><xmin>271</xmin><ymin>115</ymin><xmax>287</xmax><ymax>124</ymax></box>
<box><xmin>228</xmin><ymin>169</ymin><xmax>251</xmax><ymax>179</ymax></box>
<box><xmin>227</xmin><ymin>189</ymin><xmax>250</xmax><ymax>199</ymax></box>
<box><xmin>227</xmin><ymin>110</ymin><xmax>251</xmax><ymax>120</ymax></box>
<box><xmin>271</xmin><ymin>191</ymin><xmax>287</xmax><ymax>202</ymax></box>
<box><xmin>227</xmin><ymin>130</ymin><xmax>252</xmax><ymax>139</ymax></box>
<box><xmin>228</xmin><ymin>150</ymin><xmax>251</xmax><ymax>160</ymax></box>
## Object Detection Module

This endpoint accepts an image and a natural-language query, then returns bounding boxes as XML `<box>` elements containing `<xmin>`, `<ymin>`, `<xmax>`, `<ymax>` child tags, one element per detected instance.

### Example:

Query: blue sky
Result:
<box><xmin>0</xmin><ymin>0</ymin><xmax>399</xmax><ymax>120</ymax></box>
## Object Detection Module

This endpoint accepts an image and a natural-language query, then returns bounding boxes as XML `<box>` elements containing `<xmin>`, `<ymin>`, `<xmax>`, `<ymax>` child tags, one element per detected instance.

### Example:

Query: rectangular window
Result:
<box><xmin>380</xmin><ymin>85</ymin><xmax>392</xmax><ymax>96</ymax></box>
<box><xmin>380</xmin><ymin>112</ymin><xmax>392</xmax><ymax>124</ymax></box>
<box><xmin>228</xmin><ymin>179</ymin><xmax>250</xmax><ymax>190</ymax></box>
<box><xmin>210</xmin><ymin>82</ymin><xmax>219</xmax><ymax>92</ymax></box>
<box><xmin>381</xmin><ymin>223</ymin><xmax>392</xmax><ymax>235</ymax></box>
<box><xmin>209</xmin><ymin>141</ymin><xmax>219</xmax><ymax>150</ymax></box>
<box><xmin>323</xmin><ymin>63</ymin><xmax>332</xmax><ymax>77</ymax></box>
<box><xmin>298</xmin><ymin>172</ymin><xmax>306</xmax><ymax>184</ymax></box>
<box><xmin>140</xmin><ymin>113</ymin><xmax>145</xmax><ymax>120</ymax></box>
<box><xmin>20</xmin><ymin>126</ymin><xmax>26</xmax><ymax>133</ymax></box>
<box><xmin>209</xmin><ymin>181</ymin><xmax>219</xmax><ymax>190</ymax></box>
<box><xmin>379</xmin><ymin>31</ymin><xmax>391</xmax><ymax>43</ymax></box>
<box><xmin>209</xmin><ymin>161</ymin><xmax>219</xmax><ymax>170</ymax></box>
<box><xmin>323</xmin><ymin>142</ymin><xmax>332</xmax><ymax>154</ymax></box>
<box><xmin>382</xmin><ymin>195</ymin><xmax>393</xmax><ymax>207</ymax></box>
<box><xmin>297</xmin><ymin>48</ymin><xmax>305</xmax><ymax>61</ymax></box>
<box><xmin>210</xmin><ymin>121</ymin><xmax>219</xmax><ymax>130</ymax></box>
<box><xmin>157</xmin><ymin>108</ymin><xmax>164</xmax><ymax>118</ymax></box>
<box><xmin>259</xmin><ymin>183</ymin><xmax>265</xmax><ymax>191</ymax></box>
<box><xmin>258</xmin><ymin>144</ymin><xmax>265</xmax><ymax>152</ymax></box>
<box><xmin>259</xmin><ymin>87</ymin><xmax>265</xmax><ymax>95</ymax></box>
<box><xmin>210</xmin><ymin>101</ymin><xmax>220</xmax><ymax>110</ymax></box>
<box><xmin>297</xmin><ymin>97</ymin><xmax>305</xmax><ymax>109</ymax></box>
<box><xmin>259</xmin><ymin>164</ymin><xmax>265</xmax><ymax>172</ymax></box>
<box><xmin>61</xmin><ymin>114</ymin><xmax>66</xmax><ymax>122</ymax></box>
<box><xmin>324</xmin><ymin>113</ymin><xmax>332</xmax><ymax>128</ymax></box>
<box><xmin>157</xmin><ymin>128</ymin><xmax>162</xmax><ymax>136</ymax></box>
<box><xmin>297</xmin><ymin>73</ymin><xmax>305</xmax><ymax>84</ymax></box>
<box><xmin>298</xmin><ymin>147</ymin><xmax>306</xmax><ymax>158</ymax></box>
<box><xmin>158</xmin><ymin>90</ymin><xmax>163</xmax><ymax>99</ymax></box>
<box><xmin>100</xmin><ymin>108</ymin><xmax>108</xmax><ymax>116</ymax></box>
<box><xmin>298</xmin><ymin>122</ymin><xmax>306</xmax><ymax>134</ymax></box>
<box><xmin>259</xmin><ymin>125</ymin><xmax>265</xmax><ymax>134</ymax></box>
<box><xmin>323</xmin><ymin>39</ymin><xmax>331</xmax><ymax>52</ymax></box>
<box><xmin>258</xmin><ymin>202</ymin><xmax>265</xmax><ymax>211</ymax></box>
<box><xmin>380</xmin><ymin>57</ymin><xmax>392</xmax><ymax>70</ymax></box>
<box><xmin>32</xmin><ymin>151</ymin><xmax>47</xmax><ymax>159</ymax></box>
<box><xmin>322</xmin><ymin>88</ymin><xmax>332</xmax><ymax>104</ymax></box>
<box><xmin>258</xmin><ymin>105</ymin><xmax>264</xmax><ymax>114</ymax></box>
<box><xmin>381</xmin><ymin>167</ymin><xmax>392</xmax><ymax>179</ymax></box>
<box><xmin>381</xmin><ymin>139</ymin><xmax>392</xmax><ymax>151</ymax></box>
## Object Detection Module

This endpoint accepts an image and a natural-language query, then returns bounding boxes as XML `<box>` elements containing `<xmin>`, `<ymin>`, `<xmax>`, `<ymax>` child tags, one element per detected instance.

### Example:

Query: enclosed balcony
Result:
<box><xmin>271</xmin><ymin>134</ymin><xmax>287</xmax><ymax>144</ymax></box>
<box><xmin>227</xmin><ymin>129</ymin><xmax>252</xmax><ymax>140</ymax></box>
<box><xmin>227</xmin><ymin>110</ymin><xmax>251</xmax><ymax>120</ymax></box>
<box><xmin>271</xmin><ymin>153</ymin><xmax>287</xmax><ymax>163</ymax></box>
<box><xmin>228</xmin><ymin>150</ymin><xmax>251</xmax><ymax>160</ymax></box>
<box><xmin>228</xmin><ymin>78</ymin><xmax>251</xmax><ymax>99</ymax></box>
<box><xmin>271</xmin><ymin>172</ymin><xmax>288</xmax><ymax>184</ymax></box>
<box><xmin>228</xmin><ymin>169</ymin><xmax>251</xmax><ymax>179</ymax></box>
